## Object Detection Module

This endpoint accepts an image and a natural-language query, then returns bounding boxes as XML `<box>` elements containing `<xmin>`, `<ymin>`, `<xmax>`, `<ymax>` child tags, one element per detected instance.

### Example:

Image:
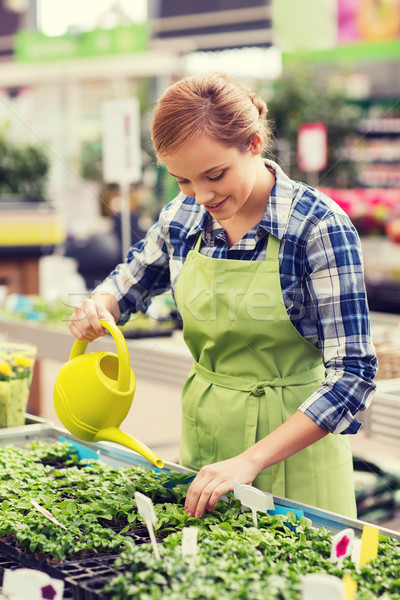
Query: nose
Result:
<box><xmin>194</xmin><ymin>183</ymin><xmax>215</xmax><ymax>206</ymax></box>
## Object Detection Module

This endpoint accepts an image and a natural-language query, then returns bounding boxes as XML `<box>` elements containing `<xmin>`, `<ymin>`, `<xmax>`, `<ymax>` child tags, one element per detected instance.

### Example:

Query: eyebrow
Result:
<box><xmin>168</xmin><ymin>164</ymin><xmax>226</xmax><ymax>178</ymax></box>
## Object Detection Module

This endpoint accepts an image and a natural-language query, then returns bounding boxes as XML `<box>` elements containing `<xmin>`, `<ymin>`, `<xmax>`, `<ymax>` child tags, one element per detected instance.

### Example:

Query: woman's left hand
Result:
<box><xmin>184</xmin><ymin>454</ymin><xmax>260</xmax><ymax>518</ymax></box>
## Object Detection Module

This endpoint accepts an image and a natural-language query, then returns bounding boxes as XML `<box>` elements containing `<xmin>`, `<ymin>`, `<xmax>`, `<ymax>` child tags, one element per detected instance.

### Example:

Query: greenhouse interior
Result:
<box><xmin>1</xmin><ymin>1</ymin><xmax>400</xmax><ymax>598</ymax></box>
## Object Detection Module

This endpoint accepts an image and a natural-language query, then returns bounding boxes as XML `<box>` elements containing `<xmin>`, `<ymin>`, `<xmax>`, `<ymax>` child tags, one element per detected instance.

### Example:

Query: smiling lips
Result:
<box><xmin>204</xmin><ymin>197</ymin><xmax>229</xmax><ymax>212</ymax></box>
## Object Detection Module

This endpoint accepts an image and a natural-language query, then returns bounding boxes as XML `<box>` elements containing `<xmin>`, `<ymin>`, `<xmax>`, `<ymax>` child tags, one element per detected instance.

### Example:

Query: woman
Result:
<box><xmin>69</xmin><ymin>72</ymin><xmax>377</xmax><ymax>520</ymax></box>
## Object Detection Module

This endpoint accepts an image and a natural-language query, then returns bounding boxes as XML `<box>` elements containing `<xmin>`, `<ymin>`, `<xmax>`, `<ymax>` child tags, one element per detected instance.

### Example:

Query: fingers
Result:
<box><xmin>184</xmin><ymin>466</ymin><xmax>234</xmax><ymax>518</ymax></box>
<box><xmin>68</xmin><ymin>298</ymin><xmax>115</xmax><ymax>341</ymax></box>
<box><xmin>184</xmin><ymin>454</ymin><xmax>259</xmax><ymax>519</ymax></box>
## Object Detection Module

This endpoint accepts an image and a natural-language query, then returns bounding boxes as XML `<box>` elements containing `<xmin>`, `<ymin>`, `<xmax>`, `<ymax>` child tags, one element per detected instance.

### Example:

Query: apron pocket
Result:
<box><xmin>180</xmin><ymin>413</ymin><xmax>202</xmax><ymax>470</ymax></box>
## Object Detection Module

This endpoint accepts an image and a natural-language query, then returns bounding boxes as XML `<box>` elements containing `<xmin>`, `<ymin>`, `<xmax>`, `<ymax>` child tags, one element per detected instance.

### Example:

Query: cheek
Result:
<box><xmin>239</xmin><ymin>166</ymin><xmax>256</xmax><ymax>194</ymax></box>
<box><xmin>179</xmin><ymin>184</ymin><xmax>195</xmax><ymax>197</ymax></box>
<box><xmin>224</xmin><ymin>176</ymin><xmax>244</xmax><ymax>196</ymax></box>
<box><xmin>232</xmin><ymin>175</ymin><xmax>252</xmax><ymax>198</ymax></box>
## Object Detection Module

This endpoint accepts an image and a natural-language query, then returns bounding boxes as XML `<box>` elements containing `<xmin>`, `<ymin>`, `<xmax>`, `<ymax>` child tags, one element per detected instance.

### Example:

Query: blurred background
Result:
<box><xmin>0</xmin><ymin>0</ymin><xmax>399</xmax><ymax>301</ymax></box>
<box><xmin>1</xmin><ymin>0</ymin><xmax>399</xmax><ymax>302</ymax></box>
<box><xmin>1</xmin><ymin>0</ymin><xmax>400</xmax><ymax>527</ymax></box>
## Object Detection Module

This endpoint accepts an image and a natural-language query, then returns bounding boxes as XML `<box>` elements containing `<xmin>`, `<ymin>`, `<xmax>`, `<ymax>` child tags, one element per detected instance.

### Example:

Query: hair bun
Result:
<box><xmin>250</xmin><ymin>93</ymin><xmax>268</xmax><ymax>119</ymax></box>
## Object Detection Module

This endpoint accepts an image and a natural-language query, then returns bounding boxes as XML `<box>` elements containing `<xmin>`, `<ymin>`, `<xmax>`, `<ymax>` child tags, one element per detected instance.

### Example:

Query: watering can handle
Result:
<box><xmin>69</xmin><ymin>319</ymin><xmax>131</xmax><ymax>393</ymax></box>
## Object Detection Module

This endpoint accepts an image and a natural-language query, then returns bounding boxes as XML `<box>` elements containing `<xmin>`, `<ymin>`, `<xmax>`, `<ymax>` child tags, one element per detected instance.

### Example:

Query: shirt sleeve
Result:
<box><xmin>93</xmin><ymin>217</ymin><xmax>171</xmax><ymax>325</ymax></box>
<box><xmin>297</xmin><ymin>213</ymin><xmax>378</xmax><ymax>435</ymax></box>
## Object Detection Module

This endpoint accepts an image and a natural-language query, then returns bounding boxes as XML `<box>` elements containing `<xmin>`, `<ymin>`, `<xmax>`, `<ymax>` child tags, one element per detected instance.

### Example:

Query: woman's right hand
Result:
<box><xmin>68</xmin><ymin>294</ymin><xmax>120</xmax><ymax>342</ymax></box>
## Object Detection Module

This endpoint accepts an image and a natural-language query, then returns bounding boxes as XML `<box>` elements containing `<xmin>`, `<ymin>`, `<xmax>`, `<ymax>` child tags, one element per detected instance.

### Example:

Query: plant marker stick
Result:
<box><xmin>302</xmin><ymin>573</ymin><xmax>345</xmax><ymax>600</ymax></box>
<box><xmin>182</xmin><ymin>526</ymin><xmax>199</xmax><ymax>558</ymax></box>
<box><xmin>359</xmin><ymin>524</ymin><xmax>379</xmax><ymax>568</ymax></box>
<box><xmin>30</xmin><ymin>500</ymin><xmax>67</xmax><ymax>531</ymax></box>
<box><xmin>134</xmin><ymin>492</ymin><xmax>160</xmax><ymax>560</ymax></box>
<box><xmin>330</xmin><ymin>528</ymin><xmax>354</xmax><ymax>567</ymax></box>
<box><xmin>342</xmin><ymin>575</ymin><xmax>357</xmax><ymax>600</ymax></box>
<box><xmin>233</xmin><ymin>483</ymin><xmax>274</xmax><ymax>527</ymax></box>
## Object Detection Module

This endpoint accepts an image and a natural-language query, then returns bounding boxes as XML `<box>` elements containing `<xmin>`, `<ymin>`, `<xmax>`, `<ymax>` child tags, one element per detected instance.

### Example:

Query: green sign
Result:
<box><xmin>14</xmin><ymin>24</ymin><xmax>148</xmax><ymax>62</ymax></box>
<box><xmin>283</xmin><ymin>39</ymin><xmax>400</xmax><ymax>65</ymax></box>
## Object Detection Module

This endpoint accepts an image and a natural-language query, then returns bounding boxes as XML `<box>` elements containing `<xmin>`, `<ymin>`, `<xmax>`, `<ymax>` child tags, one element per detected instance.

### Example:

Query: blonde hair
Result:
<box><xmin>151</xmin><ymin>72</ymin><xmax>270</xmax><ymax>161</ymax></box>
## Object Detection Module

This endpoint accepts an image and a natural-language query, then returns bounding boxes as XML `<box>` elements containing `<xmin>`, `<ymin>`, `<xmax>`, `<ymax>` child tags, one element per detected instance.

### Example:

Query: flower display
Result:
<box><xmin>0</xmin><ymin>342</ymin><xmax>36</xmax><ymax>427</ymax></box>
<box><xmin>0</xmin><ymin>353</ymin><xmax>34</xmax><ymax>381</ymax></box>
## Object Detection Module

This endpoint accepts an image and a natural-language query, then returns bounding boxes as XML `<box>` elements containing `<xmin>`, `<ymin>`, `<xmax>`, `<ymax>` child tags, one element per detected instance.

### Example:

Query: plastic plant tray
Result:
<box><xmin>1</xmin><ymin>419</ymin><xmax>399</xmax><ymax>539</ymax></box>
<box><xmin>0</xmin><ymin>418</ymin><xmax>400</xmax><ymax>600</ymax></box>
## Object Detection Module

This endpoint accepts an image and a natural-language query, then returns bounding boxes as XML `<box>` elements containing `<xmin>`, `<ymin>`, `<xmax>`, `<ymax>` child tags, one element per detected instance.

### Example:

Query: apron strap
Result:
<box><xmin>194</xmin><ymin>233</ymin><xmax>203</xmax><ymax>252</ymax></box>
<box><xmin>265</xmin><ymin>234</ymin><xmax>280</xmax><ymax>262</ymax></box>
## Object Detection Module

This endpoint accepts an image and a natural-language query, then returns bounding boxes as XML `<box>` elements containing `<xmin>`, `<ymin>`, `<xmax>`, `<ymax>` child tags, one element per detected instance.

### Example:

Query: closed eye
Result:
<box><xmin>208</xmin><ymin>171</ymin><xmax>225</xmax><ymax>182</ymax></box>
<box><xmin>175</xmin><ymin>170</ymin><xmax>225</xmax><ymax>185</ymax></box>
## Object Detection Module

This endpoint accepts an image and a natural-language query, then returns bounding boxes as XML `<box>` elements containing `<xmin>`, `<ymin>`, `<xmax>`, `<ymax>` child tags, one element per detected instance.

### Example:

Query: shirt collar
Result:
<box><xmin>185</xmin><ymin>159</ymin><xmax>295</xmax><ymax>243</ymax></box>
<box><xmin>259</xmin><ymin>159</ymin><xmax>295</xmax><ymax>240</ymax></box>
<box><xmin>186</xmin><ymin>205</ymin><xmax>208</xmax><ymax>238</ymax></box>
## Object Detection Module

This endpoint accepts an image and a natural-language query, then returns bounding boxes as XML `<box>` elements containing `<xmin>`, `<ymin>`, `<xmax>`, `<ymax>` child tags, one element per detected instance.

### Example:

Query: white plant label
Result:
<box><xmin>135</xmin><ymin>491</ymin><xmax>160</xmax><ymax>559</ymax></box>
<box><xmin>351</xmin><ymin>538</ymin><xmax>362</xmax><ymax>569</ymax></box>
<box><xmin>302</xmin><ymin>573</ymin><xmax>345</xmax><ymax>600</ymax></box>
<box><xmin>182</xmin><ymin>527</ymin><xmax>199</xmax><ymax>557</ymax></box>
<box><xmin>3</xmin><ymin>568</ymin><xmax>64</xmax><ymax>600</ymax></box>
<box><xmin>233</xmin><ymin>483</ymin><xmax>275</xmax><ymax>527</ymax></box>
<box><xmin>135</xmin><ymin>492</ymin><xmax>157</xmax><ymax>524</ymax></box>
<box><xmin>330</xmin><ymin>528</ymin><xmax>355</xmax><ymax>567</ymax></box>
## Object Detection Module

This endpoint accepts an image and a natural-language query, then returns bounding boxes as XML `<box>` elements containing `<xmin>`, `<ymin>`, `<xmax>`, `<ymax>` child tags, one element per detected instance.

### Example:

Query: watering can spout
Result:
<box><xmin>94</xmin><ymin>426</ymin><xmax>164</xmax><ymax>469</ymax></box>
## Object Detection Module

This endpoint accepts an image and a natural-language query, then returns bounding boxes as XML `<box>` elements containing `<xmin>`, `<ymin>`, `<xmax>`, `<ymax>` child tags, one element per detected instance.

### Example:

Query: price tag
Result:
<box><xmin>330</xmin><ymin>528</ymin><xmax>354</xmax><ymax>567</ymax></box>
<box><xmin>3</xmin><ymin>568</ymin><xmax>64</xmax><ymax>600</ymax></box>
<box><xmin>302</xmin><ymin>573</ymin><xmax>345</xmax><ymax>600</ymax></box>
<box><xmin>135</xmin><ymin>492</ymin><xmax>160</xmax><ymax>559</ymax></box>
<box><xmin>30</xmin><ymin>500</ymin><xmax>67</xmax><ymax>531</ymax></box>
<box><xmin>233</xmin><ymin>483</ymin><xmax>275</xmax><ymax>527</ymax></box>
<box><xmin>359</xmin><ymin>524</ymin><xmax>379</xmax><ymax>568</ymax></box>
<box><xmin>182</xmin><ymin>527</ymin><xmax>199</xmax><ymax>557</ymax></box>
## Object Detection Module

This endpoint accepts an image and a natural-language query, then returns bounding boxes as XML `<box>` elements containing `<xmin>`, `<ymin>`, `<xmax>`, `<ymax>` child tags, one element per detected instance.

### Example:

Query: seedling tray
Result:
<box><xmin>2</xmin><ymin>421</ymin><xmax>398</xmax><ymax>537</ymax></box>
<box><xmin>0</xmin><ymin>420</ymin><xmax>399</xmax><ymax>600</ymax></box>
<box><xmin>0</xmin><ymin>541</ymin><xmax>122</xmax><ymax>599</ymax></box>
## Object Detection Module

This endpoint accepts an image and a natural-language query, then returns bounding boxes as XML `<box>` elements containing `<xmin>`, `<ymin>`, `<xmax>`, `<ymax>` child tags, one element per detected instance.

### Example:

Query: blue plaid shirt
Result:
<box><xmin>96</xmin><ymin>160</ymin><xmax>377</xmax><ymax>435</ymax></box>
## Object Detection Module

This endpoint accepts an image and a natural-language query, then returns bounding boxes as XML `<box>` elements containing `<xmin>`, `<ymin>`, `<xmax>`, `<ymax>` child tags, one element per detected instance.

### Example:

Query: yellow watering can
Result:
<box><xmin>53</xmin><ymin>319</ymin><xmax>164</xmax><ymax>468</ymax></box>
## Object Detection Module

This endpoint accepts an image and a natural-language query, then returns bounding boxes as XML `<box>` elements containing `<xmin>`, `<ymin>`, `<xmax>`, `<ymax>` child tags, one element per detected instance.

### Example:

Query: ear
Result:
<box><xmin>250</xmin><ymin>133</ymin><xmax>263</xmax><ymax>155</ymax></box>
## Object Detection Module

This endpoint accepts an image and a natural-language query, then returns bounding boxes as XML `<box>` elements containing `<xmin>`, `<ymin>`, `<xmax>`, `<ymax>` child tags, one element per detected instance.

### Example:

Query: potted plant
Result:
<box><xmin>0</xmin><ymin>128</ymin><xmax>50</xmax><ymax>202</ymax></box>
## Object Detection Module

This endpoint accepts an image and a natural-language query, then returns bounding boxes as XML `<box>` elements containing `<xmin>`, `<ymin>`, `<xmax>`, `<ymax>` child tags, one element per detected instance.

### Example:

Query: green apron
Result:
<box><xmin>174</xmin><ymin>232</ymin><xmax>357</xmax><ymax>518</ymax></box>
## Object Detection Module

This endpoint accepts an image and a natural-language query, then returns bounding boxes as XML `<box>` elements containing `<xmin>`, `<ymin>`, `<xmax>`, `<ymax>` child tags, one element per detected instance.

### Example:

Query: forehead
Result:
<box><xmin>163</xmin><ymin>134</ymin><xmax>240</xmax><ymax>177</ymax></box>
